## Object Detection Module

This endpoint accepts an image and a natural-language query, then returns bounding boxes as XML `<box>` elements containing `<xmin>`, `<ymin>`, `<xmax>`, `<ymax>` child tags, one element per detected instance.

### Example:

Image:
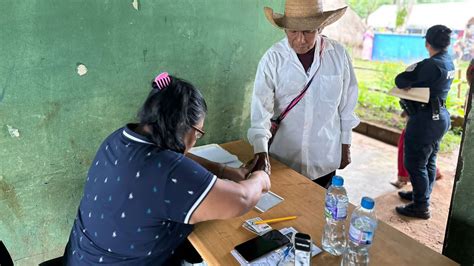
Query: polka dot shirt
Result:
<box><xmin>65</xmin><ymin>124</ymin><xmax>217</xmax><ymax>265</ymax></box>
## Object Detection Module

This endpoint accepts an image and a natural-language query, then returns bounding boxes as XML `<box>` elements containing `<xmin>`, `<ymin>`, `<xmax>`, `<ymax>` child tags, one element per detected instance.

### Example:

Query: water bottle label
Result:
<box><xmin>349</xmin><ymin>224</ymin><xmax>374</xmax><ymax>245</ymax></box>
<box><xmin>325</xmin><ymin>197</ymin><xmax>347</xmax><ymax>220</ymax></box>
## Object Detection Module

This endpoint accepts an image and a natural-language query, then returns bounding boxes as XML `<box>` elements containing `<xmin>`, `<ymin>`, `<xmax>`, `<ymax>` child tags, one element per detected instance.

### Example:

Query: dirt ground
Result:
<box><xmin>375</xmin><ymin>148</ymin><xmax>459</xmax><ymax>253</ymax></box>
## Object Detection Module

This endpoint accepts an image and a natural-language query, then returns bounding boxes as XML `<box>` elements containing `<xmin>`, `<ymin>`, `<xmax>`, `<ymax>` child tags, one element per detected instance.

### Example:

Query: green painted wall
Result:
<box><xmin>444</xmin><ymin>74</ymin><xmax>474</xmax><ymax>265</ymax></box>
<box><xmin>0</xmin><ymin>0</ymin><xmax>285</xmax><ymax>263</ymax></box>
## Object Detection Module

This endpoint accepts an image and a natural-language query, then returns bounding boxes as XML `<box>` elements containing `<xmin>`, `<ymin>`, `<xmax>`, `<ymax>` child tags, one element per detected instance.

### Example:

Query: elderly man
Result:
<box><xmin>247</xmin><ymin>0</ymin><xmax>359</xmax><ymax>188</ymax></box>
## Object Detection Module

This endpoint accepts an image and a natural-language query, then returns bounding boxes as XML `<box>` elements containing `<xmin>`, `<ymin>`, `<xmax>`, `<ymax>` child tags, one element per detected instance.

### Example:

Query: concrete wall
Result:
<box><xmin>0</xmin><ymin>0</ymin><xmax>285</xmax><ymax>263</ymax></box>
<box><xmin>443</xmin><ymin>61</ymin><xmax>474</xmax><ymax>265</ymax></box>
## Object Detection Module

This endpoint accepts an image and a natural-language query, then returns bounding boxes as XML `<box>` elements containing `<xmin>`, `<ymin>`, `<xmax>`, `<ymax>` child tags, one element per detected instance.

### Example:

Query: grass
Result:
<box><xmin>440</xmin><ymin>130</ymin><xmax>461</xmax><ymax>154</ymax></box>
<box><xmin>353</xmin><ymin>58</ymin><xmax>468</xmax><ymax>153</ymax></box>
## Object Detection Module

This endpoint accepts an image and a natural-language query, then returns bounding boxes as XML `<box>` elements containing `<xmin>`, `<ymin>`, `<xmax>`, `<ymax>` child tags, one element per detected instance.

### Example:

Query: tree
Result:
<box><xmin>348</xmin><ymin>0</ymin><xmax>465</xmax><ymax>21</ymax></box>
<box><xmin>347</xmin><ymin>0</ymin><xmax>393</xmax><ymax>20</ymax></box>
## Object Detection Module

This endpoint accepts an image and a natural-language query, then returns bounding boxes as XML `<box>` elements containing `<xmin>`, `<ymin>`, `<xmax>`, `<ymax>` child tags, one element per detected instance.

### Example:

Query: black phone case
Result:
<box><xmin>235</xmin><ymin>229</ymin><xmax>290</xmax><ymax>262</ymax></box>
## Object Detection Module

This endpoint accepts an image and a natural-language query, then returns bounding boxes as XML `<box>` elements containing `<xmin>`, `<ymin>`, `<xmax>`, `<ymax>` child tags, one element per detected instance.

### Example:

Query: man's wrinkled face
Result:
<box><xmin>285</xmin><ymin>29</ymin><xmax>318</xmax><ymax>54</ymax></box>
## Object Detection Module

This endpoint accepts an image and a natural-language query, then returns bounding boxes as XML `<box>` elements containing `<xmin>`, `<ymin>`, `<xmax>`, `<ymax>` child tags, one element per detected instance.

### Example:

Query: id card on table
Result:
<box><xmin>255</xmin><ymin>191</ymin><xmax>284</xmax><ymax>212</ymax></box>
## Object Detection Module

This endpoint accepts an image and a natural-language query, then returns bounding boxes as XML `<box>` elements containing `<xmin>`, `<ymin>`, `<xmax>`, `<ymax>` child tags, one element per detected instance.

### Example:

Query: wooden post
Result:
<box><xmin>457</xmin><ymin>69</ymin><xmax>462</xmax><ymax>98</ymax></box>
<box><xmin>466</xmin><ymin>60</ymin><xmax>474</xmax><ymax>115</ymax></box>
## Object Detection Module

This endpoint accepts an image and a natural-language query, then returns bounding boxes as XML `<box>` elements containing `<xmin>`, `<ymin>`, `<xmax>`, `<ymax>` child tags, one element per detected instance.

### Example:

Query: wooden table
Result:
<box><xmin>188</xmin><ymin>141</ymin><xmax>457</xmax><ymax>265</ymax></box>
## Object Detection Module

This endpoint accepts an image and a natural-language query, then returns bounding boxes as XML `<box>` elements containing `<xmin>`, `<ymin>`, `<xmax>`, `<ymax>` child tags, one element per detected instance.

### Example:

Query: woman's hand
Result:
<box><xmin>246</xmin><ymin>170</ymin><xmax>271</xmax><ymax>193</ymax></box>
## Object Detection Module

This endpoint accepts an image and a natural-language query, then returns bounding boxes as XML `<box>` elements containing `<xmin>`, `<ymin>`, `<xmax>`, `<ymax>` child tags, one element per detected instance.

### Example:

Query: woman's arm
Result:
<box><xmin>395</xmin><ymin>60</ymin><xmax>441</xmax><ymax>89</ymax></box>
<box><xmin>188</xmin><ymin>170</ymin><xmax>270</xmax><ymax>224</ymax></box>
<box><xmin>186</xmin><ymin>153</ymin><xmax>256</xmax><ymax>182</ymax></box>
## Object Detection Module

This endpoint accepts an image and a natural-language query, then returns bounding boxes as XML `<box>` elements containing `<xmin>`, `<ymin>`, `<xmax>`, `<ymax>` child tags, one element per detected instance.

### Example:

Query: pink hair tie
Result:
<box><xmin>154</xmin><ymin>72</ymin><xmax>171</xmax><ymax>90</ymax></box>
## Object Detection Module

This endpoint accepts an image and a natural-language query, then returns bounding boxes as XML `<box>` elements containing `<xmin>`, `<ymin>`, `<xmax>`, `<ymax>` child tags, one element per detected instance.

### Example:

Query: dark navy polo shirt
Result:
<box><xmin>66</xmin><ymin>124</ymin><xmax>217</xmax><ymax>265</ymax></box>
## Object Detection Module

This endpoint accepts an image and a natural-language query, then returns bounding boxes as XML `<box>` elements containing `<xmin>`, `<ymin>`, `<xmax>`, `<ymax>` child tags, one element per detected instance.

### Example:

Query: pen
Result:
<box><xmin>254</xmin><ymin>216</ymin><xmax>297</xmax><ymax>225</ymax></box>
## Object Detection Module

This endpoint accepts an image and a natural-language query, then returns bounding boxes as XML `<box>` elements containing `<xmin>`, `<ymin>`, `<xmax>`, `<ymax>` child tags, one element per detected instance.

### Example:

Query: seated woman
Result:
<box><xmin>64</xmin><ymin>73</ymin><xmax>270</xmax><ymax>265</ymax></box>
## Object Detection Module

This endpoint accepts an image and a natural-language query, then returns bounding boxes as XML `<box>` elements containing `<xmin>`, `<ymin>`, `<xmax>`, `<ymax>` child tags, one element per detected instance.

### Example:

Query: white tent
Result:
<box><xmin>368</xmin><ymin>1</ymin><xmax>474</xmax><ymax>31</ymax></box>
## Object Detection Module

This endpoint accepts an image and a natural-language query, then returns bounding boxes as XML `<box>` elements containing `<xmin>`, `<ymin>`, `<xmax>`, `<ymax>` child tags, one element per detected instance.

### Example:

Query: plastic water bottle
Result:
<box><xmin>341</xmin><ymin>197</ymin><xmax>378</xmax><ymax>266</ymax></box>
<box><xmin>322</xmin><ymin>175</ymin><xmax>348</xmax><ymax>256</ymax></box>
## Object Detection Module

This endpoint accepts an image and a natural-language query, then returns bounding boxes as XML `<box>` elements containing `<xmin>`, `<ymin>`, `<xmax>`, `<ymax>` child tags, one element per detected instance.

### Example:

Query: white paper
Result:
<box><xmin>189</xmin><ymin>144</ymin><xmax>242</xmax><ymax>167</ymax></box>
<box><xmin>389</xmin><ymin>87</ymin><xmax>430</xmax><ymax>103</ymax></box>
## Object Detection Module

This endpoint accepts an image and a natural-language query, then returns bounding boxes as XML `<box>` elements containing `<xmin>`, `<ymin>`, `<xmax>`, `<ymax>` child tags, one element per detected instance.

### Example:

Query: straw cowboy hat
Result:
<box><xmin>264</xmin><ymin>0</ymin><xmax>347</xmax><ymax>31</ymax></box>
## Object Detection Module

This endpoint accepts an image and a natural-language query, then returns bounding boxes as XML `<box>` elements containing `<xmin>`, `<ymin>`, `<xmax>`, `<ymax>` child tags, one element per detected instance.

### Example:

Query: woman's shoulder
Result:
<box><xmin>157</xmin><ymin>150</ymin><xmax>208</xmax><ymax>173</ymax></box>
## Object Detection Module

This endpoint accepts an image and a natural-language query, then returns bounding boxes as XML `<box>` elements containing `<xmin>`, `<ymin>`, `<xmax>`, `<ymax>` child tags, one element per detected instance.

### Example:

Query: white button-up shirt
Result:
<box><xmin>247</xmin><ymin>36</ymin><xmax>360</xmax><ymax>179</ymax></box>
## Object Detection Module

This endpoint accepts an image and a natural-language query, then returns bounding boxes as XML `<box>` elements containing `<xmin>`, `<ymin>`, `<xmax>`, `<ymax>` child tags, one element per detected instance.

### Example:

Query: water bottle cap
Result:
<box><xmin>331</xmin><ymin>175</ymin><xmax>344</xmax><ymax>186</ymax></box>
<box><xmin>361</xmin><ymin>197</ymin><xmax>375</xmax><ymax>209</ymax></box>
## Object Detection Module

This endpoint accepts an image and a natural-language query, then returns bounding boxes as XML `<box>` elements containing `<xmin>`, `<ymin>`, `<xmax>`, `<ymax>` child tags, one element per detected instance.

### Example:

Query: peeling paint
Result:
<box><xmin>132</xmin><ymin>0</ymin><xmax>139</xmax><ymax>10</ymax></box>
<box><xmin>6</xmin><ymin>125</ymin><xmax>20</xmax><ymax>138</ymax></box>
<box><xmin>76</xmin><ymin>63</ymin><xmax>88</xmax><ymax>76</ymax></box>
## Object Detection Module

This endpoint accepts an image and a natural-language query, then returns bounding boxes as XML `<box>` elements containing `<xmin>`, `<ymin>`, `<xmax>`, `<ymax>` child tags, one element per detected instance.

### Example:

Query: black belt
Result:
<box><xmin>400</xmin><ymin>98</ymin><xmax>445</xmax><ymax>120</ymax></box>
<box><xmin>416</xmin><ymin>102</ymin><xmax>446</xmax><ymax>110</ymax></box>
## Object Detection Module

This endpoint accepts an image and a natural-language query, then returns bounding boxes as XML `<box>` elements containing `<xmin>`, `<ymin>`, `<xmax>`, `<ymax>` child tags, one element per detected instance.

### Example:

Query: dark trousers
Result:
<box><xmin>404</xmin><ymin>108</ymin><xmax>450</xmax><ymax>207</ymax></box>
<box><xmin>313</xmin><ymin>171</ymin><xmax>336</xmax><ymax>189</ymax></box>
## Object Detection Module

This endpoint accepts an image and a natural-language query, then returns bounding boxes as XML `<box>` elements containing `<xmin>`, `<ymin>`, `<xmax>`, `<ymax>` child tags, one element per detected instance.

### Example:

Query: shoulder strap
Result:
<box><xmin>276</xmin><ymin>38</ymin><xmax>325</xmax><ymax>123</ymax></box>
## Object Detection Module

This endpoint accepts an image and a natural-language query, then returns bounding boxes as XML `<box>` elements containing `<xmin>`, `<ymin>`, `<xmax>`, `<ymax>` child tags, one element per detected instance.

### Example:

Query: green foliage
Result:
<box><xmin>396</xmin><ymin>7</ymin><xmax>408</xmax><ymax>28</ymax></box>
<box><xmin>440</xmin><ymin>130</ymin><xmax>461</xmax><ymax>153</ymax></box>
<box><xmin>347</xmin><ymin>0</ymin><xmax>392</xmax><ymax>19</ymax></box>
<box><xmin>416</xmin><ymin>0</ymin><xmax>464</xmax><ymax>3</ymax></box>
<box><xmin>356</xmin><ymin>60</ymin><xmax>405</xmax><ymax>113</ymax></box>
<box><xmin>354</xmin><ymin>59</ymin><xmax>468</xmax><ymax>153</ymax></box>
<box><xmin>375</xmin><ymin>62</ymin><xmax>405</xmax><ymax>91</ymax></box>
<box><xmin>347</xmin><ymin>0</ymin><xmax>464</xmax><ymax>20</ymax></box>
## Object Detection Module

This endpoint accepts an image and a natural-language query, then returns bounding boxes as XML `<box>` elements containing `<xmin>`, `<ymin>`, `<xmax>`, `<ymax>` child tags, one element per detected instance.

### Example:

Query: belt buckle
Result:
<box><xmin>432</xmin><ymin>114</ymin><xmax>440</xmax><ymax>120</ymax></box>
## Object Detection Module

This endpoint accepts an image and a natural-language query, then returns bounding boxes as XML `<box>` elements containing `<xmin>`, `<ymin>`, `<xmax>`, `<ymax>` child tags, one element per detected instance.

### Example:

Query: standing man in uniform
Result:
<box><xmin>396</xmin><ymin>25</ymin><xmax>455</xmax><ymax>219</ymax></box>
<box><xmin>247</xmin><ymin>0</ymin><xmax>359</xmax><ymax>188</ymax></box>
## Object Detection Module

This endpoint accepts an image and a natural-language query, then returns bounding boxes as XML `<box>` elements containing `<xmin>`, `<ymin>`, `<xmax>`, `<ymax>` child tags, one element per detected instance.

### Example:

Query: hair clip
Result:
<box><xmin>154</xmin><ymin>72</ymin><xmax>171</xmax><ymax>90</ymax></box>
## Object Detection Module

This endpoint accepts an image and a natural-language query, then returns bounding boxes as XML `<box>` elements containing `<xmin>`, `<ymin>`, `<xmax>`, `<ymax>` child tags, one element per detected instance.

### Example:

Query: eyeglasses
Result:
<box><xmin>191</xmin><ymin>125</ymin><xmax>205</xmax><ymax>139</ymax></box>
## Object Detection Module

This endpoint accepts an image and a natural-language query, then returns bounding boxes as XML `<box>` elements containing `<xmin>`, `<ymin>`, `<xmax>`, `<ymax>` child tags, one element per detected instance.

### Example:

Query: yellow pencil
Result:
<box><xmin>254</xmin><ymin>216</ymin><xmax>297</xmax><ymax>225</ymax></box>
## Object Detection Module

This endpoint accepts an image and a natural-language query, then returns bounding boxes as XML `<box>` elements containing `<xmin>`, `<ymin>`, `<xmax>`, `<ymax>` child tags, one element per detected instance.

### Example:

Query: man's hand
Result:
<box><xmin>401</xmin><ymin>110</ymin><xmax>408</xmax><ymax>118</ymax></box>
<box><xmin>222</xmin><ymin>166</ymin><xmax>251</xmax><ymax>182</ymax></box>
<box><xmin>249</xmin><ymin>152</ymin><xmax>271</xmax><ymax>176</ymax></box>
<box><xmin>222</xmin><ymin>156</ymin><xmax>261</xmax><ymax>182</ymax></box>
<box><xmin>339</xmin><ymin>144</ymin><xmax>351</xmax><ymax>169</ymax></box>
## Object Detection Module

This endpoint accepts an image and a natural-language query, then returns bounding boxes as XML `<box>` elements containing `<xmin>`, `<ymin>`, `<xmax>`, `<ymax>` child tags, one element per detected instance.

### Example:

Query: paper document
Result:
<box><xmin>231</xmin><ymin>227</ymin><xmax>322</xmax><ymax>265</ymax></box>
<box><xmin>389</xmin><ymin>87</ymin><xmax>430</xmax><ymax>103</ymax></box>
<box><xmin>189</xmin><ymin>144</ymin><xmax>243</xmax><ymax>168</ymax></box>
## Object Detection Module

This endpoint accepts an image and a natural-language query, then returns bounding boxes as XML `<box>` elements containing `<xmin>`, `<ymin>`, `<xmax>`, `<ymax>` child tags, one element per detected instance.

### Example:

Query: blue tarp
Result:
<box><xmin>372</xmin><ymin>33</ymin><xmax>454</xmax><ymax>64</ymax></box>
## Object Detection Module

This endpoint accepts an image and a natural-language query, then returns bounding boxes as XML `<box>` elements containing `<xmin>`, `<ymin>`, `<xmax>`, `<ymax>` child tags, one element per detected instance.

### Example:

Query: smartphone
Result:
<box><xmin>235</xmin><ymin>229</ymin><xmax>290</xmax><ymax>262</ymax></box>
<box><xmin>294</xmin><ymin>233</ymin><xmax>312</xmax><ymax>266</ymax></box>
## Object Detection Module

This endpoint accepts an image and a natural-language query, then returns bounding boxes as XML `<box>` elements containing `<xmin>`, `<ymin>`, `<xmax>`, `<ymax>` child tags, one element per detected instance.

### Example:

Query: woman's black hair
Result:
<box><xmin>425</xmin><ymin>24</ymin><xmax>452</xmax><ymax>51</ymax></box>
<box><xmin>138</xmin><ymin>75</ymin><xmax>207</xmax><ymax>153</ymax></box>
